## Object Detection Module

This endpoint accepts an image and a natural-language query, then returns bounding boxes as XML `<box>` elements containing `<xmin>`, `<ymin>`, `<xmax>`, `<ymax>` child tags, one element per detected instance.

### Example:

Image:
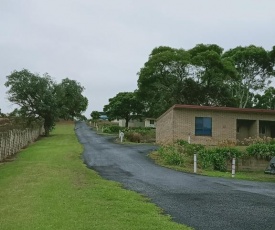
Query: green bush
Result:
<box><xmin>158</xmin><ymin>141</ymin><xmax>245</xmax><ymax>172</ymax></box>
<box><xmin>123</xmin><ymin>127</ymin><xmax>153</xmax><ymax>135</ymax></box>
<box><xmin>158</xmin><ymin>145</ymin><xmax>185</xmax><ymax>166</ymax></box>
<box><xmin>176</xmin><ymin>140</ymin><xmax>189</xmax><ymax>146</ymax></box>
<box><xmin>197</xmin><ymin>149</ymin><xmax>214</xmax><ymax>170</ymax></box>
<box><xmin>198</xmin><ymin>147</ymin><xmax>243</xmax><ymax>172</ymax></box>
<box><xmin>176</xmin><ymin>139</ymin><xmax>205</xmax><ymax>156</ymax></box>
<box><xmin>123</xmin><ymin>127</ymin><xmax>155</xmax><ymax>143</ymax></box>
<box><xmin>246</xmin><ymin>143</ymin><xmax>275</xmax><ymax>160</ymax></box>
<box><xmin>102</xmin><ymin>125</ymin><xmax>121</xmax><ymax>133</ymax></box>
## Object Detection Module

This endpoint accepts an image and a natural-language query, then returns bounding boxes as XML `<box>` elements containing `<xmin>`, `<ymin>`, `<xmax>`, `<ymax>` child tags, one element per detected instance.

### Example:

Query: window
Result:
<box><xmin>195</xmin><ymin>117</ymin><xmax>212</xmax><ymax>136</ymax></box>
<box><xmin>149</xmin><ymin>120</ymin><xmax>155</xmax><ymax>125</ymax></box>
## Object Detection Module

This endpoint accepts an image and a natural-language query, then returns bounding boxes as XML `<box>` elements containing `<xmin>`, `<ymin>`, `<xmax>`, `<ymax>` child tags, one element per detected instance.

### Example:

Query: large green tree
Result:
<box><xmin>223</xmin><ymin>45</ymin><xmax>275</xmax><ymax>108</ymax></box>
<box><xmin>5</xmin><ymin>69</ymin><xmax>88</xmax><ymax>136</ymax></box>
<box><xmin>137</xmin><ymin>44</ymin><xmax>236</xmax><ymax>117</ymax></box>
<box><xmin>103</xmin><ymin>92</ymin><xmax>143</xmax><ymax>127</ymax></box>
<box><xmin>55</xmin><ymin>78</ymin><xmax>88</xmax><ymax>120</ymax></box>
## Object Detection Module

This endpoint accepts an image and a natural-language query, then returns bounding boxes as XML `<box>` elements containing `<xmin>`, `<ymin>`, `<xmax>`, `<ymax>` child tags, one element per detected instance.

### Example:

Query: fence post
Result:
<box><xmin>119</xmin><ymin>131</ymin><xmax>124</xmax><ymax>143</ymax></box>
<box><xmin>232</xmin><ymin>158</ymin><xmax>236</xmax><ymax>178</ymax></box>
<box><xmin>194</xmin><ymin>153</ymin><xmax>197</xmax><ymax>173</ymax></box>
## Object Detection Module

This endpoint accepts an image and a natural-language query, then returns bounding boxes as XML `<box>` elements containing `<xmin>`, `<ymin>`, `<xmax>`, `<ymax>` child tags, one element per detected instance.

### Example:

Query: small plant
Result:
<box><xmin>158</xmin><ymin>145</ymin><xmax>185</xmax><ymax>166</ymax></box>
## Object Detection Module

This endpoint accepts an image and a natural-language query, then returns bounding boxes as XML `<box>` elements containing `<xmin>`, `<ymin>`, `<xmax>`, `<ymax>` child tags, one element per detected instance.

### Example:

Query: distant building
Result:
<box><xmin>144</xmin><ymin>118</ymin><xmax>156</xmax><ymax>128</ymax></box>
<box><xmin>118</xmin><ymin>118</ymin><xmax>156</xmax><ymax>128</ymax></box>
<box><xmin>99</xmin><ymin>115</ymin><xmax>108</xmax><ymax>120</ymax></box>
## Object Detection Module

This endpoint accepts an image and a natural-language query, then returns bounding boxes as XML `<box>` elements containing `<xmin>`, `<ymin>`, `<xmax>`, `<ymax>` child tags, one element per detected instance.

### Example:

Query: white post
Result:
<box><xmin>194</xmin><ymin>154</ymin><xmax>197</xmax><ymax>173</ymax></box>
<box><xmin>232</xmin><ymin>158</ymin><xmax>236</xmax><ymax>178</ymax></box>
<box><xmin>188</xmin><ymin>135</ymin><xmax>191</xmax><ymax>144</ymax></box>
<box><xmin>119</xmin><ymin>132</ymin><xmax>124</xmax><ymax>142</ymax></box>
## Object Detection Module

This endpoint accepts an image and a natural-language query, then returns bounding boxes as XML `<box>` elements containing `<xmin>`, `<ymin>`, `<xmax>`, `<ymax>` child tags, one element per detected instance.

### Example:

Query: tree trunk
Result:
<box><xmin>44</xmin><ymin>117</ymin><xmax>53</xmax><ymax>137</ymax></box>
<box><xmin>125</xmin><ymin>118</ymin><xmax>129</xmax><ymax>128</ymax></box>
<box><xmin>44</xmin><ymin>124</ymin><xmax>50</xmax><ymax>137</ymax></box>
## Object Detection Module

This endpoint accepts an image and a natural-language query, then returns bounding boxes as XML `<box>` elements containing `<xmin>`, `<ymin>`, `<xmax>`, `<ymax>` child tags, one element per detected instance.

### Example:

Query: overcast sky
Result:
<box><xmin>1</xmin><ymin>0</ymin><xmax>275</xmax><ymax>117</ymax></box>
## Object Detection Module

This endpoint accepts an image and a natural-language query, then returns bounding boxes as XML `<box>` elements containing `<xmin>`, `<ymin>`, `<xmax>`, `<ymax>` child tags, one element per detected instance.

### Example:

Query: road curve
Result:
<box><xmin>75</xmin><ymin>122</ymin><xmax>275</xmax><ymax>230</ymax></box>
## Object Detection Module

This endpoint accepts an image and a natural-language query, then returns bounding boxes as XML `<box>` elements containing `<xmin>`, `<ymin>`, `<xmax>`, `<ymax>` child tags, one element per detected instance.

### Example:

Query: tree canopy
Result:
<box><xmin>136</xmin><ymin>44</ymin><xmax>275</xmax><ymax>118</ymax></box>
<box><xmin>223</xmin><ymin>45</ymin><xmax>274</xmax><ymax>108</ymax></box>
<box><xmin>5</xmin><ymin>69</ymin><xmax>88</xmax><ymax>136</ymax></box>
<box><xmin>103</xmin><ymin>92</ymin><xmax>144</xmax><ymax>127</ymax></box>
<box><xmin>137</xmin><ymin>44</ymin><xmax>238</xmax><ymax>117</ymax></box>
<box><xmin>91</xmin><ymin>111</ymin><xmax>100</xmax><ymax>121</ymax></box>
<box><xmin>55</xmin><ymin>78</ymin><xmax>88</xmax><ymax>120</ymax></box>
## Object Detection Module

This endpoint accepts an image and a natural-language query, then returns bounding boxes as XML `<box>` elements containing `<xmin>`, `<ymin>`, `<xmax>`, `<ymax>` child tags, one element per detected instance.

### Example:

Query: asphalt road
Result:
<box><xmin>75</xmin><ymin>122</ymin><xmax>275</xmax><ymax>230</ymax></box>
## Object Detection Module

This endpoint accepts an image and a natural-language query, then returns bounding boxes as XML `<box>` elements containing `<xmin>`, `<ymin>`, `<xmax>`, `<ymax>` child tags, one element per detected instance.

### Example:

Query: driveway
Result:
<box><xmin>75</xmin><ymin>122</ymin><xmax>275</xmax><ymax>230</ymax></box>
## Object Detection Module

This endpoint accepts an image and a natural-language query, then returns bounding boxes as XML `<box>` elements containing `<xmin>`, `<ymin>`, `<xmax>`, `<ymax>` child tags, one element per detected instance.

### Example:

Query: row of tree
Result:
<box><xmin>4</xmin><ymin>69</ymin><xmax>88</xmax><ymax>135</ymax></box>
<box><xmin>103</xmin><ymin>44</ymin><xmax>275</xmax><ymax>125</ymax></box>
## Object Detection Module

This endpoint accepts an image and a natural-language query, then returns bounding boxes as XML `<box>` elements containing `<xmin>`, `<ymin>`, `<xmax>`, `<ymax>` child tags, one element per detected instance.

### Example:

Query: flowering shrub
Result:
<box><xmin>237</xmin><ymin>136</ymin><xmax>275</xmax><ymax>146</ymax></box>
<box><xmin>218</xmin><ymin>139</ymin><xmax>237</xmax><ymax>147</ymax></box>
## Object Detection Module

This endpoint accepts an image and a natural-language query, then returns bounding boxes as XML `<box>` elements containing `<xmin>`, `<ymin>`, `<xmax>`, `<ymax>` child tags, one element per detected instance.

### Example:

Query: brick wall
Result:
<box><xmin>156</xmin><ymin>107</ymin><xmax>275</xmax><ymax>145</ymax></box>
<box><xmin>227</xmin><ymin>157</ymin><xmax>269</xmax><ymax>171</ymax></box>
<box><xmin>156</xmin><ymin>108</ymin><xmax>174</xmax><ymax>144</ymax></box>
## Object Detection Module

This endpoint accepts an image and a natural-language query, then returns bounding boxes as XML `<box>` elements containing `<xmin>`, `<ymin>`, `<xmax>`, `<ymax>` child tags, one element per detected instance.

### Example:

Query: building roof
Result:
<box><xmin>173</xmin><ymin>104</ymin><xmax>275</xmax><ymax>114</ymax></box>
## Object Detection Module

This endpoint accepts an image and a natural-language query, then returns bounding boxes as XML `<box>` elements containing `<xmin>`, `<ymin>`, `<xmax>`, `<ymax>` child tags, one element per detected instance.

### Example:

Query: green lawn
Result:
<box><xmin>0</xmin><ymin>123</ymin><xmax>191</xmax><ymax>230</ymax></box>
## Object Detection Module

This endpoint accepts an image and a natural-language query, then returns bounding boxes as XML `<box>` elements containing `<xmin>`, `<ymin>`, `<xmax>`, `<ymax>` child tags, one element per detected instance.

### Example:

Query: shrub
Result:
<box><xmin>123</xmin><ymin>127</ymin><xmax>155</xmax><ymax>143</ymax></box>
<box><xmin>237</xmin><ymin>136</ymin><xmax>275</xmax><ymax>146</ymax></box>
<box><xmin>176</xmin><ymin>140</ymin><xmax>189</xmax><ymax>146</ymax></box>
<box><xmin>102</xmin><ymin>125</ymin><xmax>121</xmax><ymax>133</ymax></box>
<box><xmin>124</xmin><ymin>132</ymin><xmax>142</xmax><ymax>143</ymax></box>
<box><xmin>197</xmin><ymin>149</ymin><xmax>214</xmax><ymax>170</ymax></box>
<box><xmin>158</xmin><ymin>145</ymin><xmax>185</xmax><ymax>166</ymax></box>
<box><xmin>246</xmin><ymin>143</ymin><xmax>275</xmax><ymax>160</ymax></box>
<box><xmin>218</xmin><ymin>139</ymin><xmax>236</xmax><ymax>147</ymax></box>
<box><xmin>198</xmin><ymin>147</ymin><xmax>243</xmax><ymax>172</ymax></box>
<box><xmin>176</xmin><ymin>139</ymin><xmax>205</xmax><ymax>156</ymax></box>
<box><xmin>108</xmin><ymin>125</ymin><xmax>121</xmax><ymax>133</ymax></box>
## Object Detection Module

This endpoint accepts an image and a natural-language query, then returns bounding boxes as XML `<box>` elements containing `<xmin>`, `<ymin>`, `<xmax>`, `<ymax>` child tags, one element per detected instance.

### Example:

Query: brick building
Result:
<box><xmin>156</xmin><ymin>104</ymin><xmax>275</xmax><ymax>145</ymax></box>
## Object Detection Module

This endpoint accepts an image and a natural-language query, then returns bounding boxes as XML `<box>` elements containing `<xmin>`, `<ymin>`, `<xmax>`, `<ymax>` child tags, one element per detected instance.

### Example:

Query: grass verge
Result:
<box><xmin>0</xmin><ymin>123</ymin><xmax>191</xmax><ymax>230</ymax></box>
<box><xmin>150</xmin><ymin>151</ymin><xmax>275</xmax><ymax>183</ymax></box>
